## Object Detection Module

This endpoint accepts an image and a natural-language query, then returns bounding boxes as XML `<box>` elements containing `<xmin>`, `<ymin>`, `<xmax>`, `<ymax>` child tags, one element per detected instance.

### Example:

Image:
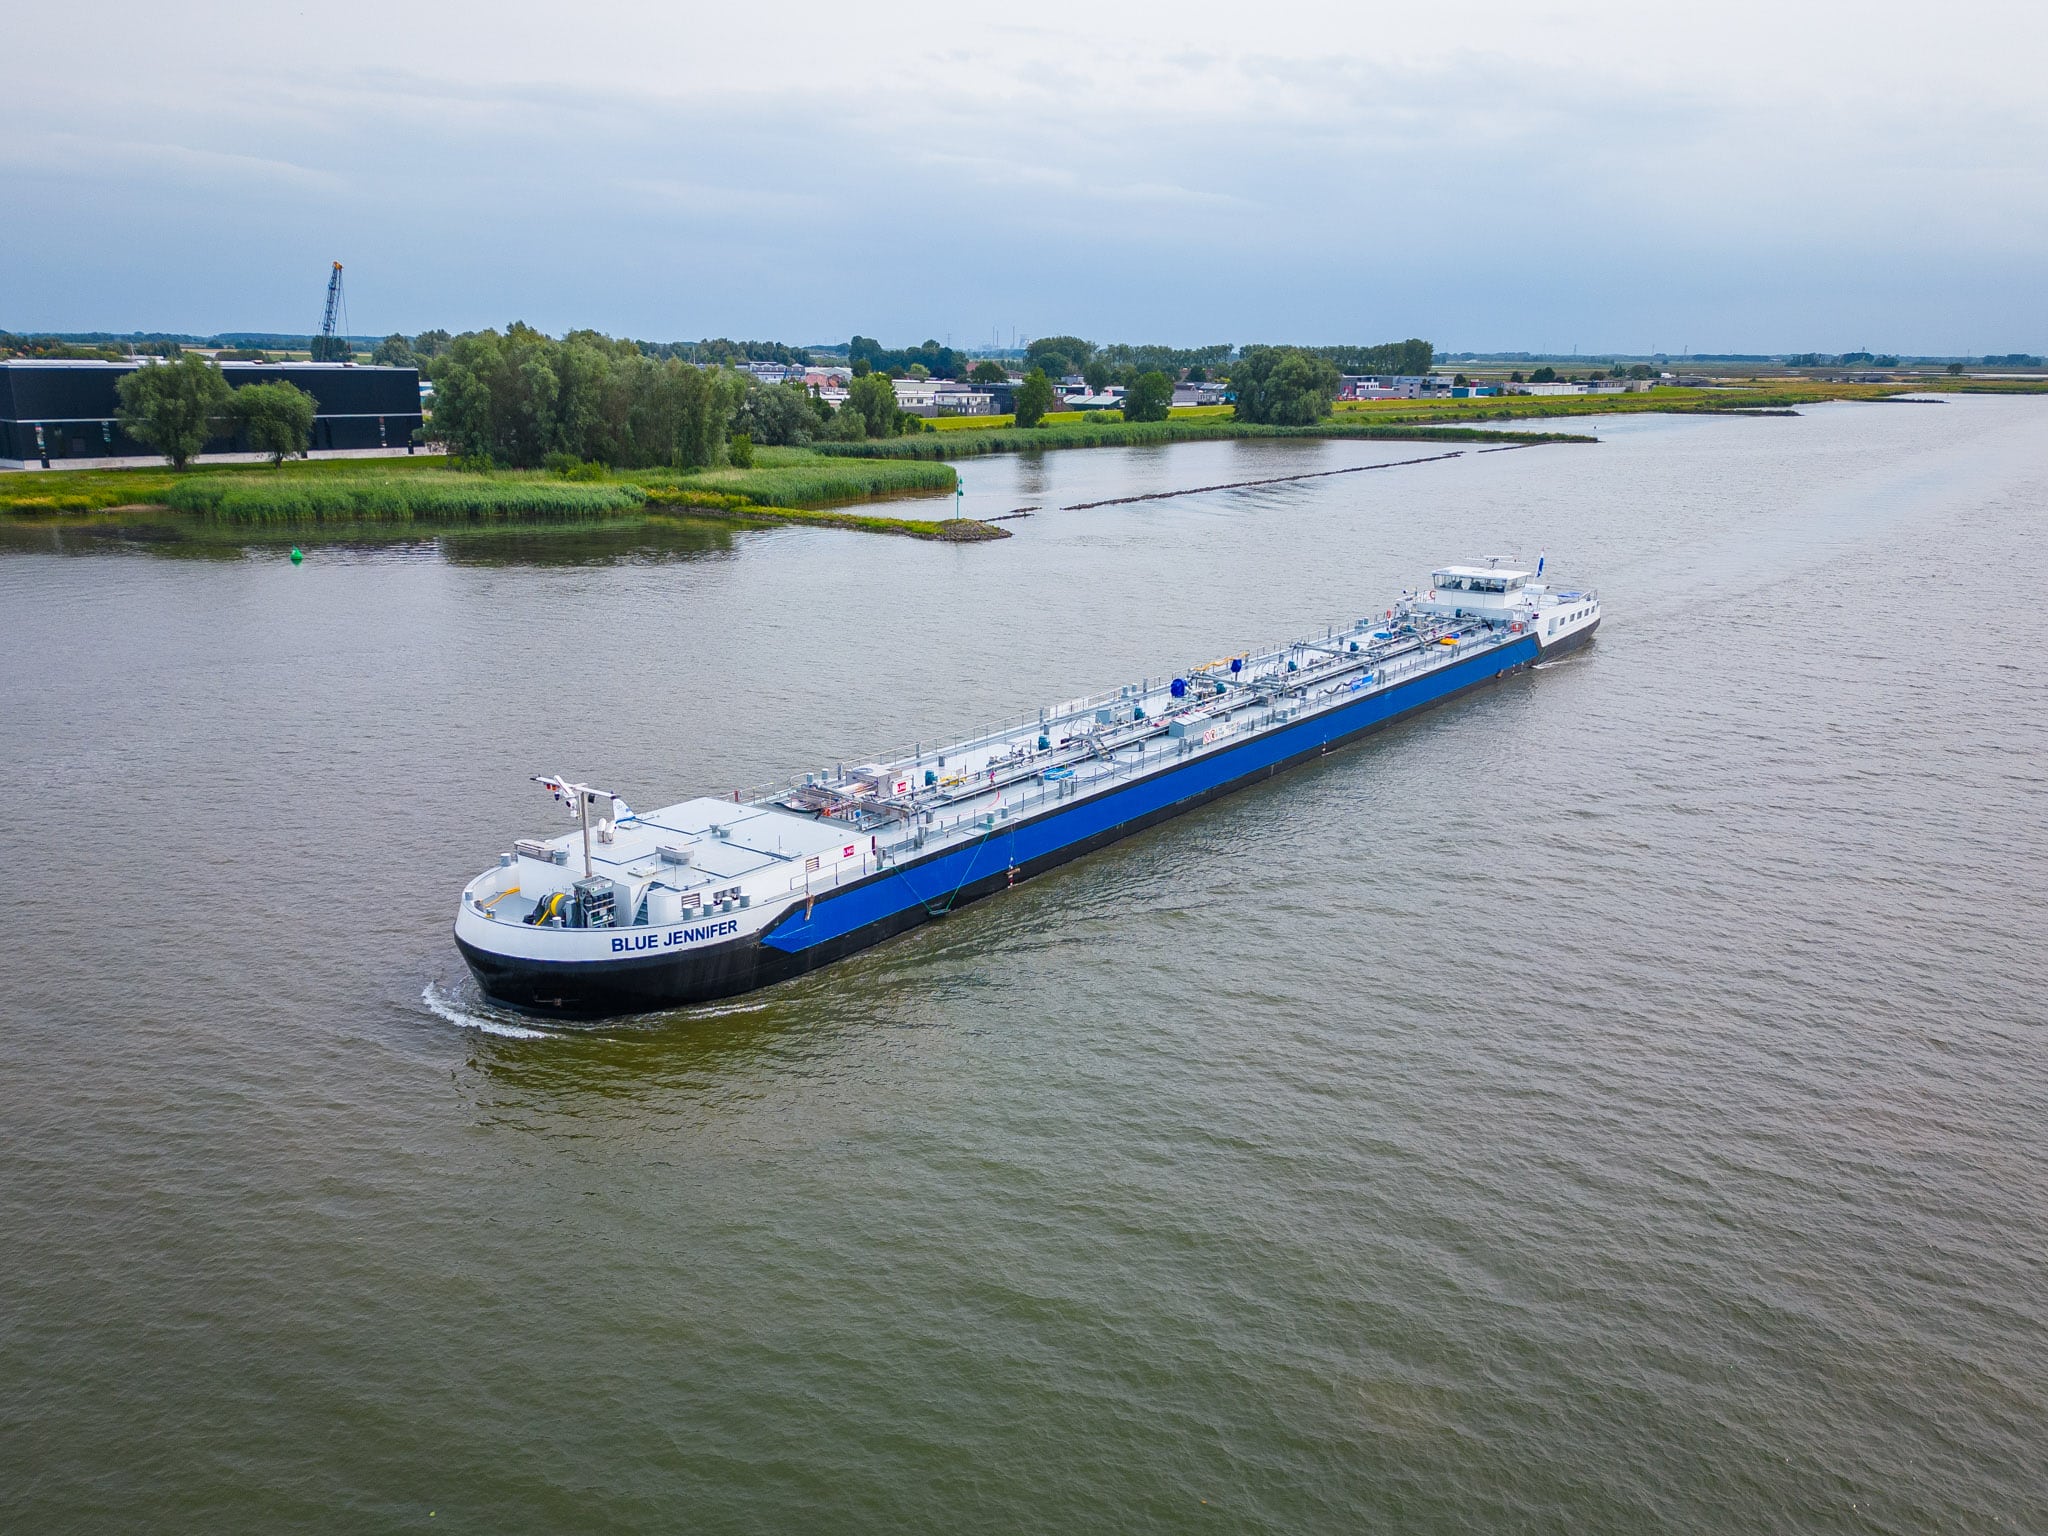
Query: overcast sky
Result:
<box><xmin>4</xmin><ymin>1</ymin><xmax>2042</xmax><ymax>352</ymax></box>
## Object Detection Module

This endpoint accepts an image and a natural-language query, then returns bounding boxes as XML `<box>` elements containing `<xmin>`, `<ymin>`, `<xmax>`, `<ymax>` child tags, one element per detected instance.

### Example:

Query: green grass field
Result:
<box><xmin>912</xmin><ymin>378</ymin><xmax>2047</xmax><ymax>444</ymax></box>
<box><xmin>817</xmin><ymin>416</ymin><xmax>1594</xmax><ymax>460</ymax></box>
<box><xmin>1325</xmin><ymin>376</ymin><xmax>2047</xmax><ymax>426</ymax></box>
<box><xmin>616</xmin><ymin>450</ymin><xmax>956</xmax><ymax>506</ymax></box>
<box><xmin>926</xmin><ymin>404</ymin><xmax>1234</xmax><ymax>432</ymax></box>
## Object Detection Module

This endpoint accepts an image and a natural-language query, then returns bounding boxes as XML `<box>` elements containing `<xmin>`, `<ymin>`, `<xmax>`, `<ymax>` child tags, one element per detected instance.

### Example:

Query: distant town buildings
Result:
<box><xmin>1500</xmin><ymin>378</ymin><xmax>1658</xmax><ymax>395</ymax></box>
<box><xmin>737</xmin><ymin>360</ymin><xmax>810</xmax><ymax>385</ymax></box>
<box><xmin>891</xmin><ymin>378</ymin><xmax>997</xmax><ymax>416</ymax></box>
<box><xmin>1053</xmin><ymin>378</ymin><xmax>1127</xmax><ymax>411</ymax></box>
<box><xmin>1340</xmin><ymin>375</ymin><xmax>1440</xmax><ymax>399</ymax></box>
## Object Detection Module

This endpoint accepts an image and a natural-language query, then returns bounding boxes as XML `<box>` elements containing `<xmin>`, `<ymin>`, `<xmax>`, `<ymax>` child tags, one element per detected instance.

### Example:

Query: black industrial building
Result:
<box><xmin>0</xmin><ymin>360</ymin><xmax>424</xmax><ymax>466</ymax></box>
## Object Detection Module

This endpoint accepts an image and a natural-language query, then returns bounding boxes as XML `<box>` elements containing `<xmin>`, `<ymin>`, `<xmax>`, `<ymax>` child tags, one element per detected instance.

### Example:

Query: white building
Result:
<box><xmin>891</xmin><ymin>378</ymin><xmax>995</xmax><ymax>416</ymax></box>
<box><xmin>738</xmin><ymin>361</ymin><xmax>807</xmax><ymax>384</ymax></box>
<box><xmin>1341</xmin><ymin>375</ymin><xmax>1440</xmax><ymax>400</ymax></box>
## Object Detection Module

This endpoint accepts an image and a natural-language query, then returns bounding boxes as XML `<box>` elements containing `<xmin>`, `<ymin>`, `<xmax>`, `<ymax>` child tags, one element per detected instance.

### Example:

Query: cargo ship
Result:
<box><xmin>455</xmin><ymin>561</ymin><xmax>1599</xmax><ymax>1017</ymax></box>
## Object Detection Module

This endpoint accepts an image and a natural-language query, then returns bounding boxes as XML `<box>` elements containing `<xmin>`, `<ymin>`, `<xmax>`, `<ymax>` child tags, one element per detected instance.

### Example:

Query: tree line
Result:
<box><xmin>846</xmin><ymin>336</ymin><xmax>967</xmax><ymax>379</ymax></box>
<box><xmin>1279</xmin><ymin>339</ymin><xmax>1434</xmax><ymax>377</ymax></box>
<box><xmin>366</xmin><ymin>331</ymin><xmax>806</xmax><ymax>375</ymax></box>
<box><xmin>426</xmin><ymin>327</ymin><xmax>1368</xmax><ymax>439</ymax></box>
<box><xmin>92</xmin><ymin>327</ymin><xmax>1436</xmax><ymax>468</ymax></box>
<box><xmin>429</xmin><ymin>325</ymin><xmax>922</xmax><ymax>468</ymax></box>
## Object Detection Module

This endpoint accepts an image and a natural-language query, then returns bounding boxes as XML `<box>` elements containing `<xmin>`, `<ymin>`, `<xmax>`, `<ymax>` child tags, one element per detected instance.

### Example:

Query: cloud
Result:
<box><xmin>1</xmin><ymin>1</ymin><xmax>2043</xmax><ymax>350</ymax></box>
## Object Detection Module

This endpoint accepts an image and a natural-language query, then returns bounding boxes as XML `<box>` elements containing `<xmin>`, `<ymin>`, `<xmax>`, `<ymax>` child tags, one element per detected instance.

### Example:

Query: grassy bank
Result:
<box><xmin>0</xmin><ymin>449</ymin><xmax>959</xmax><ymax>524</ymax></box>
<box><xmin>1328</xmin><ymin>376</ymin><xmax>2048</xmax><ymax>427</ymax></box>
<box><xmin>0</xmin><ymin>452</ymin><xmax>1001</xmax><ymax>542</ymax></box>
<box><xmin>1328</xmin><ymin>383</ymin><xmax>1844</xmax><ymax>427</ymax></box>
<box><xmin>817</xmin><ymin>416</ymin><xmax>1593</xmax><ymax>460</ymax></box>
<box><xmin>617</xmin><ymin>451</ymin><xmax>956</xmax><ymax>506</ymax></box>
<box><xmin>0</xmin><ymin>503</ymin><xmax>1005</xmax><ymax>559</ymax></box>
<box><xmin>0</xmin><ymin>455</ymin><xmax>460</xmax><ymax>517</ymax></box>
<box><xmin>635</xmin><ymin>486</ymin><xmax>1003</xmax><ymax>541</ymax></box>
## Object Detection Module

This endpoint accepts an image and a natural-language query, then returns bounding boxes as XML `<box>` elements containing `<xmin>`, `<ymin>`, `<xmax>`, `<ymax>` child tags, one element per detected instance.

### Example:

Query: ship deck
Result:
<box><xmin>466</xmin><ymin>602</ymin><xmax>1540</xmax><ymax>932</ymax></box>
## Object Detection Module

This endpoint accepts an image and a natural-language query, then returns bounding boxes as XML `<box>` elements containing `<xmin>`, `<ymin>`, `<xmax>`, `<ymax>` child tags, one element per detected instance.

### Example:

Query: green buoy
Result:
<box><xmin>290</xmin><ymin>547</ymin><xmax>303</xmax><ymax>565</ymax></box>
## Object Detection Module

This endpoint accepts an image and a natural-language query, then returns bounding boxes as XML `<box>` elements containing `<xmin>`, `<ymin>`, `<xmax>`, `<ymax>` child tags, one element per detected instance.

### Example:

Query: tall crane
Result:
<box><xmin>316</xmin><ymin>261</ymin><xmax>346</xmax><ymax>361</ymax></box>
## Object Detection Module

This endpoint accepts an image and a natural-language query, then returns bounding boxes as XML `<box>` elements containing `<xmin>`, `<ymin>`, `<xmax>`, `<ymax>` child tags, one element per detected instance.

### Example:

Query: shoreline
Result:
<box><xmin>0</xmin><ymin>423</ymin><xmax>1575</xmax><ymax>542</ymax></box>
<box><xmin>16</xmin><ymin>380</ymin><xmax>2028</xmax><ymax>541</ymax></box>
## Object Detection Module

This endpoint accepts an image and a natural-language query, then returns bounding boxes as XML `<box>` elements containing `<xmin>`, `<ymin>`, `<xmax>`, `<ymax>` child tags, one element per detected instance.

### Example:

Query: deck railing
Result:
<box><xmin>857</xmin><ymin>622</ymin><xmax>1515</xmax><ymax>865</ymax></box>
<box><xmin>585</xmin><ymin>619</ymin><xmax>1522</xmax><ymax>927</ymax></box>
<box><xmin>721</xmin><ymin>614</ymin><xmax>1466</xmax><ymax>812</ymax></box>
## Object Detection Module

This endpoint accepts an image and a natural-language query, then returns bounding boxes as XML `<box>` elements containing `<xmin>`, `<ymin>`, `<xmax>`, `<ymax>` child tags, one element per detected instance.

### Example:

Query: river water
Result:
<box><xmin>3</xmin><ymin>401</ymin><xmax>2044</xmax><ymax>1532</ymax></box>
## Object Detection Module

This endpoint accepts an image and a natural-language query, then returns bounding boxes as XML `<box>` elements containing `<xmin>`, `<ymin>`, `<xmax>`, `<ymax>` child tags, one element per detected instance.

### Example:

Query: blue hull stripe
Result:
<box><xmin>762</xmin><ymin>634</ymin><xmax>1538</xmax><ymax>953</ymax></box>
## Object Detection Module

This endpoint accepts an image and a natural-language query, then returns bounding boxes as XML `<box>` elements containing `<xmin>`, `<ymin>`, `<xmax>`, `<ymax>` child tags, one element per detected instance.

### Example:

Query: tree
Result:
<box><xmin>1123</xmin><ymin>370</ymin><xmax>1173</xmax><ymax>422</ymax></box>
<box><xmin>309</xmin><ymin>333</ymin><xmax>353</xmax><ymax>362</ymax></box>
<box><xmin>1185</xmin><ymin>366</ymin><xmax>1206</xmax><ymax>383</ymax></box>
<box><xmin>1094</xmin><ymin>342</ymin><xmax>1233</xmax><ymax>377</ymax></box>
<box><xmin>1531</xmin><ymin>366</ymin><xmax>1557</xmax><ymax>383</ymax></box>
<box><xmin>1013</xmin><ymin>368</ymin><xmax>1055</xmax><ymax>427</ymax></box>
<box><xmin>1946</xmin><ymin>362</ymin><xmax>1965</xmax><ymax>375</ymax></box>
<box><xmin>733</xmin><ymin>378</ymin><xmax>824</xmax><ymax>447</ymax></box>
<box><xmin>1229</xmin><ymin>347</ymin><xmax>1340</xmax><ymax>426</ymax></box>
<box><xmin>846</xmin><ymin>334</ymin><xmax>964</xmax><ymax>379</ymax></box>
<box><xmin>1025</xmin><ymin>335</ymin><xmax>1092</xmax><ymax>379</ymax></box>
<box><xmin>1304</xmin><ymin>338</ymin><xmax>1433</xmax><ymax>376</ymax></box>
<box><xmin>427</xmin><ymin>324</ymin><xmax>736</xmax><ymax>468</ymax></box>
<box><xmin>372</xmin><ymin>334</ymin><xmax>418</xmax><ymax>368</ymax></box>
<box><xmin>970</xmin><ymin>360</ymin><xmax>1008</xmax><ymax>385</ymax></box>
<box><xmin>1453</xmin><ymin>373</ymin><xmax>1469</xmax><ymax>387</ymax></box>
<box><xmin>231</xmin><ymin>380</ymin><xmax>317</xmax><ymax>465</ymax></box>
<box><xmin>115</xmin><ymin>354</ymin><xmax>233</xmax><ymax>469</ymax></box>
<box><xmin>1082</xmin><ymin>359</ymin><xmax>1112</xmax><ymax>393</ymax></box>
<box><xmin>906</xmin><ymin>362</ymin><xmax>930</xmax><ymax>380</ymax></box>
<box><xmin>845</xmin><ymin>372</ymin><xmax>901</xmax><ymax>438</ymax></box>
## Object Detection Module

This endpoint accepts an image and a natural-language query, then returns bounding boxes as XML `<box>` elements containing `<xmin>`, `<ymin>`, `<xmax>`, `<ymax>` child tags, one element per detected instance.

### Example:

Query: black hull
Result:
<box><xmin>1542</xmin><ymin>617</ymin><xmax>1599</xmax><ymax>659</ymax></box>
<box><xmin>460</xmin><ymin>630</ymin><xmax>1584</xmax><ymax>1019</ymax></box>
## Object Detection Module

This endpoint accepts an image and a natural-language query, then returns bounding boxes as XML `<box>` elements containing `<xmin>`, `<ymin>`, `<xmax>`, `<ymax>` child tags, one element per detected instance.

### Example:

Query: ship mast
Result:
<box><xmin>533</xmin><ymin>775</ymin><xmax>619</xmax><ymax>878</ymax></box>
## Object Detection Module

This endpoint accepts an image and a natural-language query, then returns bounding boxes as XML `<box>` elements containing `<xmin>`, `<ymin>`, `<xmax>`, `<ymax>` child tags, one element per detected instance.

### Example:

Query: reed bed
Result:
<box><xmin>163</xmin><ymin>474</ymin><xmax>647</xmax><ymax>523</ymax></box>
